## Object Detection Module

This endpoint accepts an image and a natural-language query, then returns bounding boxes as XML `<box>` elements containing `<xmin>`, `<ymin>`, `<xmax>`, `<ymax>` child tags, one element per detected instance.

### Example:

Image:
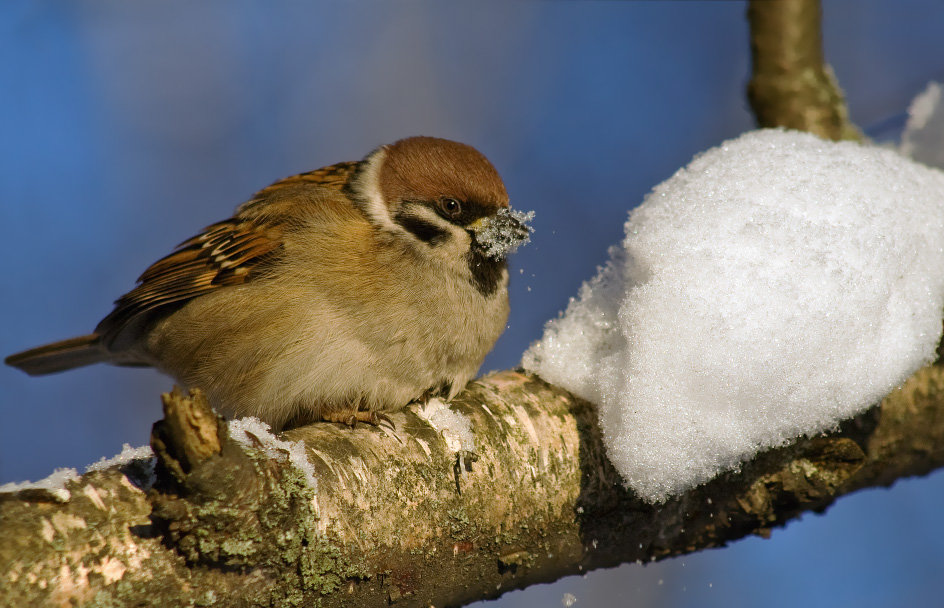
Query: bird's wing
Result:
<box><xmin>96</xmin><ymin>161</ymin><xmax>360</xmax><ymax>348</ymax></box>
<box><xmin>237</xmin><ymin>161</ymin><xmax>359</xmax><ymax>215</ymax></box>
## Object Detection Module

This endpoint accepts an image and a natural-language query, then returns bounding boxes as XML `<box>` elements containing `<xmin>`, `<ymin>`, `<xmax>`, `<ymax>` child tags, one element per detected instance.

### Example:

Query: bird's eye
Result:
<box><xmin>438</xmin><ymin>198</ymin><xmax>462</xmax><ymax>217</ymax></box>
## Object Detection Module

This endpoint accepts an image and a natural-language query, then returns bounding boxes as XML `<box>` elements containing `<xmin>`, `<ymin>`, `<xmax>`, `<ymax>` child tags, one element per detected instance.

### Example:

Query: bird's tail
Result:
<box><xmin>5</xmin><ymin>334</ymin><xmax>110</xmax><ymax>376</ymax></box>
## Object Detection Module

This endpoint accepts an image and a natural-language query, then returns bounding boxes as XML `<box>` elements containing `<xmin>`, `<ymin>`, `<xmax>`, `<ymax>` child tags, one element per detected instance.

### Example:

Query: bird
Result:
<box><xmin>6</xmin><ymin>136</ymin><xmax>533</xmax><ymax>431</ymax></box>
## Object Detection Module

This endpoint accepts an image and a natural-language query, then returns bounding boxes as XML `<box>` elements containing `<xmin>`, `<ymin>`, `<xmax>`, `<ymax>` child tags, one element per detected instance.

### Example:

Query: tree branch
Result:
<box><xmin>747</xmin><ymin>0</ymin><xmax>863</xmax><ymax>141</ymax></box>
<box><xmin>4</xmin><ymin>362</ymin><xmax>944</xmax><ymax>607</ymax></box>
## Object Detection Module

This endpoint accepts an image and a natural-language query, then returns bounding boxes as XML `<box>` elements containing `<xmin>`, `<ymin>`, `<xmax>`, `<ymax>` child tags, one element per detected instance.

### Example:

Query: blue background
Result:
<box><xmin>2</xmin><ymin>2</ymin><xmax>943</xmax><ymax>606</ymax></box>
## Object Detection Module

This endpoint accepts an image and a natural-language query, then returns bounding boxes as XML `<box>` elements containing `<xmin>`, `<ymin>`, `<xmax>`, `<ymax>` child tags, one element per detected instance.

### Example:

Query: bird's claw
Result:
<box><xmin>327</xmin><ymin>410</ymin><xmax>396</xmax><ymax>432</ymax></box>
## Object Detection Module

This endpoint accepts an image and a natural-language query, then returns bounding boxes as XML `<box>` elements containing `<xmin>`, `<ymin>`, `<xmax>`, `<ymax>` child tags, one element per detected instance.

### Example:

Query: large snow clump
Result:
<box><xmin>523</xmin><ymin>129</ymin><xmax>944</xmax><ymax>503</ymax></box>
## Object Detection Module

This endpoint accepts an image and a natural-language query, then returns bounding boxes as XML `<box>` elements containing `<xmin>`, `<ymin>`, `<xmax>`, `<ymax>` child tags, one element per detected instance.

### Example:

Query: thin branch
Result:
<box><xmin>747</xmin><ymin>0</ymin><xmax>863</xmax><ymax>141</ymax></box>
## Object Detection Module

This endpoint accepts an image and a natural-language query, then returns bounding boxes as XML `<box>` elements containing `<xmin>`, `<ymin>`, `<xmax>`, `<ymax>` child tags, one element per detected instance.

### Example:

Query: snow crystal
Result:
<box><xmin>86</xmin><ymin>443</ymin><xmax>156</xmax><ymax>488</ymax></box>
<box><xmin>901</xmin><ymin>82</ymin><xmax>944</xmax><ymax>170</ymax></box>
<box><xmin>415</xmin><ymin>398</ymin><xmax>477</xmax><ymax>453</ymax></box>
<box><xmin>0</xmin><ymin>425</ymin><xmax>317</xmax><ymax>499</ymax></box>
<box><xmin>476</xmin><ymin>207</ymin><xmax>535</xmax><ymax>259</ymax></box>
<box><xmin>228</xmin><ymin>417</ymin><xmax>318</xmax><ymax>491</ymax></box>
<box><xmin>0</xmin><ymin>445</ymin><xmax>155</xmax><ymax>499</ymax></box>
<box><xmin>86</xmin><ymin>444</ymin><xmax>154</xmax><ymax>472</ymax></box>
<box><xmin>523</xmin><ymin>129</ymin><xmax>944</xmax><ymax>503</ymax></box>
<box><xmin>0</xmin><ymin>467</ymin><xmax>79</xmax><ymax>501</ymax></box>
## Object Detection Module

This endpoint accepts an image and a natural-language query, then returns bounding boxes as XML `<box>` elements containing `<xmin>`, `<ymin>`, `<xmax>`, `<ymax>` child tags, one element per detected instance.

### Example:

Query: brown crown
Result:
<box><xmin>378</xmin><ymin>137</ymin><xmax>509</xmax><ymax>211</ymax></box>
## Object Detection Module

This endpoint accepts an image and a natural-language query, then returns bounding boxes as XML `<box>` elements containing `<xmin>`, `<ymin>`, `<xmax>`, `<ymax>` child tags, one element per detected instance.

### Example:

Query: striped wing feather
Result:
<box><xmin>95</xmin><ymin>161</ymin><xmax>360</xmax><ymax>345</ymax></box>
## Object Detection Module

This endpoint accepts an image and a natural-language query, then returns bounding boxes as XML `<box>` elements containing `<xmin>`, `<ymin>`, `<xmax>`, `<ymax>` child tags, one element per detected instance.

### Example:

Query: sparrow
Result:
<box><xmin>6</xmin><ymin>136</ymin><xmax>533</xmax><ymax>431</ymax></box>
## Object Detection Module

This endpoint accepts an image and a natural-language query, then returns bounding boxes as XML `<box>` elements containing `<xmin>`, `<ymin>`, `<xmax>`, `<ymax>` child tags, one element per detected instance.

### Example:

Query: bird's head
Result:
<box><xmin>349</xmin><ymin>136</ymin><xmax>533</xmax><ymax>294</ymax></box>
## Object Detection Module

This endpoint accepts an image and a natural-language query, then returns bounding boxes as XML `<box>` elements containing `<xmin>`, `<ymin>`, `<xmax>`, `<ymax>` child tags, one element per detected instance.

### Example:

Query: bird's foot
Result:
<box><xmin>324</xmin><ymin>410</ymin><xmax>396</xmax><ymax>432</ymax></box>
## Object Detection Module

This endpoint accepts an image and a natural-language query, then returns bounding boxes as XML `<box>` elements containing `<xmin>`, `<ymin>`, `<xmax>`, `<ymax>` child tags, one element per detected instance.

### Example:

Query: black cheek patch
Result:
<box><xmin>395</xmin><ymin>213</ymin><xmax>451</xmax><ymax>246</ymax></box>
<box><xmin>466</xmin><ymin>249</ymin><xmax>506</xmax><ymax>297</ymax></box>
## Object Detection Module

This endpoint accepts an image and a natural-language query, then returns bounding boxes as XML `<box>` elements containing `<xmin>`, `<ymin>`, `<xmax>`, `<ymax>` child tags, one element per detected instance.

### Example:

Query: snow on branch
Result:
<box><xmin>524</xmin><ymin>129</ymin><xmax>944</xmax><ymax>503</ymax></box>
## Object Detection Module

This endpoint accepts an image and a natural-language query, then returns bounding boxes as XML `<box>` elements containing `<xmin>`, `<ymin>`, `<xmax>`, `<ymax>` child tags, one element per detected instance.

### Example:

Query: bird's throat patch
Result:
<box><xmin>466</xmin><ymin>250</ymin><xmax>506</xmax><ymax>297</ymax></box>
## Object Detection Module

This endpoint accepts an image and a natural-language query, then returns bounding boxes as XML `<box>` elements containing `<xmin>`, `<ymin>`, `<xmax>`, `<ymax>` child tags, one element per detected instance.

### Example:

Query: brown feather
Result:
<box><xmin>237</xmin><ymin>162</ymin><xmax>358</xmax><ymax>215</ymax></box>
<box><xmin>94</xmin><ymin>161</ymin><xmax>362</xmax><ymax>347</ymax></box>
<box><xmin>4</xmin><ymin>335</ymin><xmax>109</xmax><ymax>375</ymax></box>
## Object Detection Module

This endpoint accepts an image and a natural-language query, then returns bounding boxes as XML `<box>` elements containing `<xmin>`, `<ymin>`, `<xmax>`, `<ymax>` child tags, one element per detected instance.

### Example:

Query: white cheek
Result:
<box><xmin>352</xmin><ymin>149</ymin><xmax>400</xmax><ymax>233</ymax></box>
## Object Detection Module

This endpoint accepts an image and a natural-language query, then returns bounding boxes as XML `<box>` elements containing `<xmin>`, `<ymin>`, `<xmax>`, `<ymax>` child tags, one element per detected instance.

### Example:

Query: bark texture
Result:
<box><xmin>747</xmin><ymin>0</ymin><xmax>863</xmax><ymax>141</ymax></box>
<box><xmin>3</xmin><ymin>364</ymin><xmax>944</xmax><ymax>607</ymax></box>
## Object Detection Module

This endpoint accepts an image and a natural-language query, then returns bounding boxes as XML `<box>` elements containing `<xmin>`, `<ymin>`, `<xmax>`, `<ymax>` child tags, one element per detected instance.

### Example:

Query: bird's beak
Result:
<box><xmin>470</xmin><ymin>207</ymin><xmax>535</xmax><ymax>259</ymax></box>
